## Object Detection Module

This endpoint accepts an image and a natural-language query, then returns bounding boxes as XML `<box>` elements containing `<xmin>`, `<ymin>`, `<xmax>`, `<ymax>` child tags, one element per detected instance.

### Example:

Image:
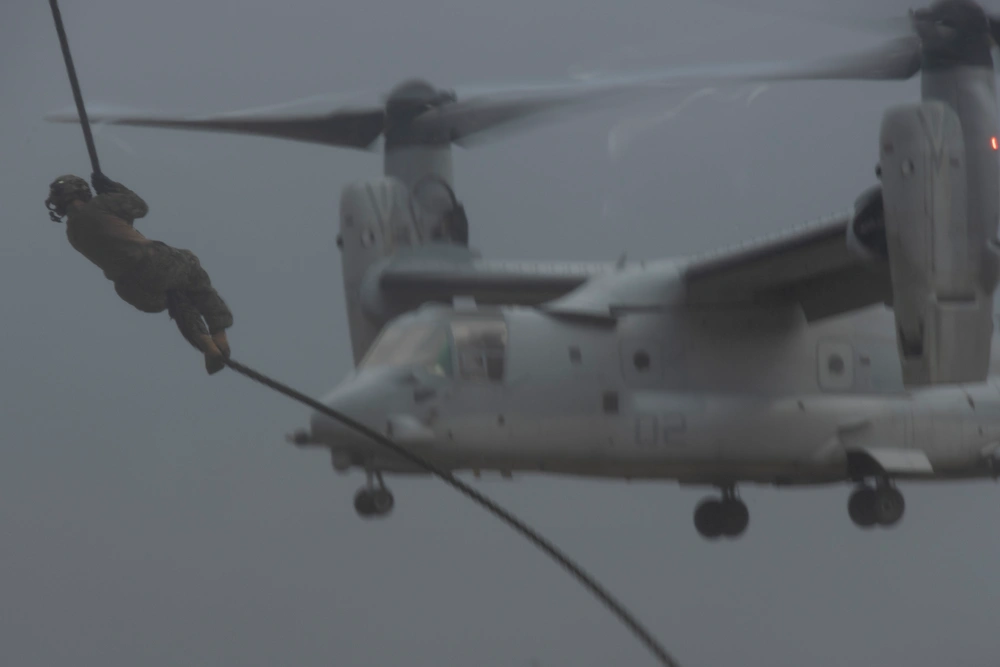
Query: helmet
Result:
<box><xmin>45</xmin><ymin>174</ymin><xmax>92</xmax><ymax>222</ymax></box>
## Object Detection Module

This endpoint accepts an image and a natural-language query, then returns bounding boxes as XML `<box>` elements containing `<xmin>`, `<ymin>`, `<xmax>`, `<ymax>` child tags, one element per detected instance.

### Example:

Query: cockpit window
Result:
<box><xmin>451</xmin><ymin>317</ymin><xmax>507</xmax><ymax>381</ymax></box>
<box><xmin>360</xmin><ymin>314</ymin><xmax>508</xmax><ymax>382</ymax></box>
<box><xmin>360</xmin><ymin>321</ymin><xmax>452</xmax><ymax>377</ymax></box>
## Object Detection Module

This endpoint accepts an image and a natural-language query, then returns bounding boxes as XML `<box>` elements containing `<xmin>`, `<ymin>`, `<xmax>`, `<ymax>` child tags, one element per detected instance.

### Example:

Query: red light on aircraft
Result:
<box><xmin>992</xmin><ymin>136</ymin><xmax>998</xmax><ymax>150</ymax></box>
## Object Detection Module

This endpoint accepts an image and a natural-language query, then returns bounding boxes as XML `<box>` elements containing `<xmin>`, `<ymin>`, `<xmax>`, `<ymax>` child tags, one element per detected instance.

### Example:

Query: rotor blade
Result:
<box><xmin>738</xmin><ymin>34</ymin><xmax>923</xmax><ymax>81</ymax></box>
<box><xmin>42</xmin><ymin>32</ymin><xmax>922</xmax><ymax>155</ymax></box>
<box><xmin>451</xmin><ymin>73</ymin><xmax>718</xmax><ymax>99</ymax></box>
<box><xmin>571</xmin><ymin>34</ymin><xmax>923</xmax><ymax>88</ymax></box>
<box><xmin>414</xmin><ymin>85</ymin><xmax>670</xmax><ymax>146</ymax></box>
<box><xmin>700</xmin><ymin>0</ymin><xmax>914</xmax><ymax>35</ymax></box>
<box><xmin>410</xmin><ymin>35</ymin><xmax>921</xmax><ymax>144</ymax></box>
<box><xmin>454</xmin><ymin>37</ymin><xmax>922</xmax><ymax>104</ymax></box>
<box><xmin>46</xmin><ymin>106</ymin><xmax>387</xmax><ymax>150</ymax></box>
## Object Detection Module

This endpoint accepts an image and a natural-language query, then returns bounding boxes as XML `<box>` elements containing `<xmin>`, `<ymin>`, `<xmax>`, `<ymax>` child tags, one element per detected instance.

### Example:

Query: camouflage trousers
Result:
<box><xmin>113</xmin><ymin>241</ymin><xmax>233</xmax><ymax>346</ymax></box>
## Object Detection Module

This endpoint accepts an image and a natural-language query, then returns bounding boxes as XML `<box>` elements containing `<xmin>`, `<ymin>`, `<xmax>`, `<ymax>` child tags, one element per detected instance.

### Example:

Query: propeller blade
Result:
<box><xmin>700</xmin><ymin>0</ymin><xmax>914</xmax><ymax>35</ymax></box>
<box><xmin>735</xmin><ymin>34</ymin><xmax>923</xmax><ymax>81</ymax></box>
<box><xmin>50</xmin><ymin>37</ymin><xmax>921</xmax><ymax>156</ymax></box>
<box><xmin>46</xmin><ymin>82</ymin><xmax>685</xmax><ymax>151</ymax></box>
<box><xmin>570</xmin><ymin>34</ymin><xmax>922</xmax><ymax>89</ymax></box>
<box><xmin>421</xmin><ymin>39</ymin><xmax>923</xmax><ymax>146</ymax></box>
<box><xmin>756</xmin><ymin>35</ymin><xmax>921</xmax><ymax>81</ymax></box>
<box><xmin>46</xmin><ymin>106</ymin><xmax>387</xmax><ymax>150</ymax></box>
<box><xmin>414</xmin><ymin>85</ymin><xmax>668</xmax><ymax>146</ymax></box>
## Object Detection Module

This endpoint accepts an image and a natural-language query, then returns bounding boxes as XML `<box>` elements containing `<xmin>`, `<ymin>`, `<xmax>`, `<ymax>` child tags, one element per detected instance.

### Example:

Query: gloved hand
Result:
<box><xmin>91</xmin><ymin>171</ymin><xmax>117</xmax><ymax>195</ymax></box>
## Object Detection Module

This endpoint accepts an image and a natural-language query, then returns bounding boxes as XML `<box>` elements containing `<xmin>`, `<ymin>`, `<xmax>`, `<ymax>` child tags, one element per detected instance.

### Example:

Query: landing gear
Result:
<box><xmin>848</xmin><ymin>486</ymin><xmax>876</xmax><ymax>528</ymax></box>
<box><xmin>848</xmin><ymin>480</ymin><xmax>904</xmax><ymax>529</ymax></box>
<box><xmin>693</xmin><ymin>485</ymin><xmax>749</xmax><ymax>540</ymax></box>
<box><xmin>354</xmin><ymin>470</ymin><xmax>394</xmax><ymax>519</ymax></box>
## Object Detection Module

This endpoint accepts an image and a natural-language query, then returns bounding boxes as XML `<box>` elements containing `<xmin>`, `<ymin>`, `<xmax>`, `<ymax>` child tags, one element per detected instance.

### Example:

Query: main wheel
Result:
<box><xmin>848</xmin><ymin>487</ymin><xmax>876</xmax><ymax>528</ymax></box>
<box><xmin>873</xmin><ymin>486</ymin><xmax>905</xmax><ymax>527</ymax></box>
<box><xmin>720</xmin><ymin>499</ymin><xmax>749</xmax><ymax>538</ymax></box>
<box><xmin>354</xmin><ymin>488</ymin><xmax>376</xmax><ymax>518</ymax></box>
<box><xmin>371</xmin><ymin>488</ymin><xmax>395</xmax><ymax>516</ymax></box>
<box><xmin>694</xmin><ymin>499</ymin><xmax>724</xmax><ymax>539</ymax></box>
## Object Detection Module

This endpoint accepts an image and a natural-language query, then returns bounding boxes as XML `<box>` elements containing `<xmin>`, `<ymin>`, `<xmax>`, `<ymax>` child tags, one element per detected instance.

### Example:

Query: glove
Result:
<box><xmin>91</xmin><ymin>171</ymin><xmax>117</xmax><ymax>195</ymax></box>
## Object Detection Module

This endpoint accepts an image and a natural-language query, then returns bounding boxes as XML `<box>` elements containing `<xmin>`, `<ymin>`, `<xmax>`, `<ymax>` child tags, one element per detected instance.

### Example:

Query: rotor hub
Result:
<box><xmin>385</xmin><ymin>78</ymin><xmax>456</xmax><ymax>121</ymax></box>
<box><xmin>911</xmin><ymin>0</ymin><xmax>995</xmax><ymax>65</ymax></box>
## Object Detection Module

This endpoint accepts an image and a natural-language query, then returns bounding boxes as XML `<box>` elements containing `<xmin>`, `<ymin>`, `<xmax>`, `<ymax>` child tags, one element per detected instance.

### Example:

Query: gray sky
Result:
<box><xmin>3</xmin><ymin>1</ymin><xmax>998</xmax><ymax>666</ymax></box>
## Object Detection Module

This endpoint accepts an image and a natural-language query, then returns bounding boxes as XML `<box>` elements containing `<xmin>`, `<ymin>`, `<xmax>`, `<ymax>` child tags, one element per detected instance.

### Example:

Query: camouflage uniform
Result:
<box><xmin>46</xmin><ymin>173</ymin><xmax>233</xmax><ymax>374</ymax></box>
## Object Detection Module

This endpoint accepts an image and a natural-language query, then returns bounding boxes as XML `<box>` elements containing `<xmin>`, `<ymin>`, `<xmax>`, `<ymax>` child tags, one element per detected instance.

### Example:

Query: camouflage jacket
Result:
<box><xmin>64</xmin><ymin>179</ymin><xmax>153</xmax><ymax>282</ymax></box>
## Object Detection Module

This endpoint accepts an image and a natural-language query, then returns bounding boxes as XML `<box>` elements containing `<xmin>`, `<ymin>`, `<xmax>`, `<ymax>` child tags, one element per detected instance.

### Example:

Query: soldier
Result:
<box><xmin>45</xmin><ymin>172</ymin><xmax>233</xmax><ymax>374</ymax></box>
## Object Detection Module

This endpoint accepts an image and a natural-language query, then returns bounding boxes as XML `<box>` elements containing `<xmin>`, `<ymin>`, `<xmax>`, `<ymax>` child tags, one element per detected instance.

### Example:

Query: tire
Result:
<box><xmin>694</xmin><ymin>499</ymin><xmax>724</xmax><ymax>539</ymax></box>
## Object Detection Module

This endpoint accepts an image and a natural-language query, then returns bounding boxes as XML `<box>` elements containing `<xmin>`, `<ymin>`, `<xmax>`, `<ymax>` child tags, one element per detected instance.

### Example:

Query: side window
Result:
<box><xmin>619</xmin><ymin>337</ymin><xmax>663</xmax><ymax>388</ymax></box>
<box><xmin>451</xmin><ymin>317</ymin><xmax>508</xmax><ymax>381</ymax></box>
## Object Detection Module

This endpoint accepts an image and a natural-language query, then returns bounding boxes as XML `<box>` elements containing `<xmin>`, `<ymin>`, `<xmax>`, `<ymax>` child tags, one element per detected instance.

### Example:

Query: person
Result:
<box><xmin>45</xmin><ymin>172</ymin><xmax>233</xmax><ymax>374</ymax></box>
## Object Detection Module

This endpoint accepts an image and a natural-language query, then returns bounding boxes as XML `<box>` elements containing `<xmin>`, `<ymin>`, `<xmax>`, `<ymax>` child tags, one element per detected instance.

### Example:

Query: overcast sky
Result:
<box><xmin>3</xmin><ymin>1</ymin><xmax>999</xmax><ymax>666</ymax></box>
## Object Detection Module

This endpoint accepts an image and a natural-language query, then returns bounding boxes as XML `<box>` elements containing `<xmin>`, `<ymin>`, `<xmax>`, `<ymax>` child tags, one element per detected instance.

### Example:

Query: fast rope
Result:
<box><xmin>47</xmin><ymin>3</ymin><xmax>680</xmax><ymax>665</ymax></box>
<box><xmin>223</xmin><ymin>358</ymin><xmax>679</xmax><ymax>667</ymax></box>
<box><xmin>48</xmin><ymin>0</ymin><xmax>102</xmax><ymax>178</ymax></box>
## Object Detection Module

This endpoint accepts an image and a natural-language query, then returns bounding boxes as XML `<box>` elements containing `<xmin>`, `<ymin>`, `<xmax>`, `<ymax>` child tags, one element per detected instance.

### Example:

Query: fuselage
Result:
<box><xmin>307</xmin><ymin>264</ymin><xmax>1000</xmax><ymax>487</ymax></box>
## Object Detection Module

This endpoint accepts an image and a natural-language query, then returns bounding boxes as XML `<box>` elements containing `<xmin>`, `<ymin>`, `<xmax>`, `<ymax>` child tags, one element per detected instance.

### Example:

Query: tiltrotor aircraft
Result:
<box><xmin>50</xmin><ymin>0</ymin><xmax>1000</xmax><ymax>539</ymax></box>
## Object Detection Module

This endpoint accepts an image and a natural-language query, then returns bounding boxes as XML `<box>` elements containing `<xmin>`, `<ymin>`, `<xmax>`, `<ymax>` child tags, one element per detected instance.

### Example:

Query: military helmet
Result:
<box><xmin>45</xmin><ymin>174</ymin><xmax>92</xmax><ymax>222</ymax></box>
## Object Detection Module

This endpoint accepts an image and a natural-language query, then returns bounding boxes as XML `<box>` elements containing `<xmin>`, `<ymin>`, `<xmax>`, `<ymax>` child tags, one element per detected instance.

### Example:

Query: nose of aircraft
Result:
<box><xmin>308</xmin><ymin>367</ymin><xmax>433</xmax><ymax>455</ymax></box>
<box><xmin>311</xmin><ymin>372</ymin><xmax>386</xmax><ymax>445</ymax></box>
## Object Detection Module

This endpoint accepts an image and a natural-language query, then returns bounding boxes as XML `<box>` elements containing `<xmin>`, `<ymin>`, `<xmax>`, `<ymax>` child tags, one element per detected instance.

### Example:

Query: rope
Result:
<box><xmin>46</xmin><ymin>2</ymin><xmax>680</xmax><ymax>663</ymax></box>
<box><xmin>224</xmin><ymin>358</ymin><xmax>680</xmax><ymax>667</ymax></box>
<box><xmin>48</xmin><ymin>0</ymin><xmax>102</xmax><ymax>177</ymax></box>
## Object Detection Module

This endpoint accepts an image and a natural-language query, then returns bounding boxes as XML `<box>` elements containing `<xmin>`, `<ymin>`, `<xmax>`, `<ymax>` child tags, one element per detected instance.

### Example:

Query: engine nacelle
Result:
<box><xmin>339</xmin><ymin>177</ymin><xmax>424</xmax><ymax>364</ymax></box>
<box><xmin>846</xmin><ymin>184</ymin><xmax>888</xmax><ymax>263</ymax></box>
<box><xmin>879</xmin><ymin>101</ymin><xmax>994</xmax><ymax>386</ymax></box>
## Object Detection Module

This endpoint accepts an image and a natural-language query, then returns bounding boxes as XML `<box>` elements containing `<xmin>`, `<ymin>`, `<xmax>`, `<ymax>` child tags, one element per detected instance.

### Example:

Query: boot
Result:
<box><xmin>211</xmin><ymin>330</ymin><xmax>231</xmax><ymax>359</ymax></box>
<box><xmin>204</xmin><ymin>351</ymin><xmax>226</xmax><ymax>375</ymax></box>
<box><xmin>166</xmin><ymin>292</ymin><xmax>226</xmax><ymax>375</ymax></box>
<box><xmin>197</xmin><ymin>334</ymin><xmax>226</xmax><ymax>375</ymax></box>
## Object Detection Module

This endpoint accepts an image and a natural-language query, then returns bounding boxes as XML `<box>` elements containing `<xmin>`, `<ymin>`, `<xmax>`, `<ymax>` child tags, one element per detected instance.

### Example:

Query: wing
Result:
<box><xmin>377</xmin><ymin>255</ymin><xmax>614</xmax><ymax>307</ymax></box>
<box><xmin>376</xmin><ymin>214</ymin><xmax>892</xmax><ymax>321</ymax></box>
<box><xmin>682</xmin><ymin>213</ymin><xmax>892</xmax><ymax>320</ymax></box>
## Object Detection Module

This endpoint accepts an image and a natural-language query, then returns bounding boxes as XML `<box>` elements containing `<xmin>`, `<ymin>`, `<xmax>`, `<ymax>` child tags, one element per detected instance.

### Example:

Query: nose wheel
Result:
<box><xmin>354</xmin><ymin>470</ymin><xmax>395</xmax><ymax>519</ymax></box>
<box><xmin>693</xmin><ymin>485</ymin><xmax>749</xmax><ymax>540</ymax></box>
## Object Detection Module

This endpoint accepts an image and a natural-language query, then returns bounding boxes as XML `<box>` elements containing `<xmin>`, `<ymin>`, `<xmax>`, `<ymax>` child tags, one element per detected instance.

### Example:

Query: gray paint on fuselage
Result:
<box><xmin>315</xmin><ymin>297</ymin><xmax>1000</xmax><ymax>479</ymax></box>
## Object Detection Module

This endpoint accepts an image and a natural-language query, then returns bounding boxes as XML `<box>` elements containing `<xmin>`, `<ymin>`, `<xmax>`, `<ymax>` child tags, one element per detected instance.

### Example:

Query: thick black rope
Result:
<box><xmin>46</xmin><ymin>1</ymin><xmax>679</xmax><ymax>663</ymax></box>
<box><xmin>224</xmin><ymin>358</ymin><xmax>680</xmax><ymax>667</ymax></box>
<box><xmin>48</xmin><ymin>0</ymin><xmax>102</xmax><ymax>177</ymax></box>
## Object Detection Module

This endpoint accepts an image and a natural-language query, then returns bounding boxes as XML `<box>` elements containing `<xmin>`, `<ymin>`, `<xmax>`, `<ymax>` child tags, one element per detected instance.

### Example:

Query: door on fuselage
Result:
<box><xmin>441</xmin><ymin>314</ymin><xmax>512</xmax><ymax>457</ymax></box>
